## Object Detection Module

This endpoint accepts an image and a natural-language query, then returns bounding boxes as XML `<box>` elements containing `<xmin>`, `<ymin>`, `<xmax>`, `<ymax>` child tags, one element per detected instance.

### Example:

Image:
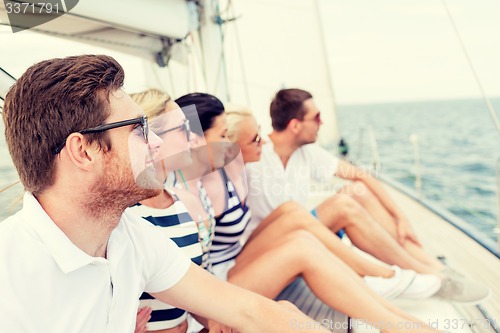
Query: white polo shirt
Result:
<box><xmin>0</xmin><ymin>193</ymin><xmax>191</xmax><ymax>333</ymax></box>
<box><xmin>245</xmin><ymin>141</ymin><xmax>339</xmax><ymax>236</ymax></box>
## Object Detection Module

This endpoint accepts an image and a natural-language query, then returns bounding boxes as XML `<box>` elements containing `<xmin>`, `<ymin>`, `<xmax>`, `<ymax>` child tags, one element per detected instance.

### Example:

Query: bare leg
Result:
<box><xmin>315</xmin><ymin>194</ymin><xmax>437</xmax><ymax>274</ymax></box>
<box><xmin>341</xmin><ymin>181</ymin><xmax>443</xmax><ymax>271</ymax></box>
<box><xmin>229</xmin><ymin>230</ymin><xmax>439</xmax><ymax>333</ymax></box>
<box><xmin>245</xmin><ymin>208</ymin><xmax>393</xmax><ymax>278</ymax></box>
<box><xmin>248</xmin><ymin>201</ymin><xmax>303</xmax><ymax>240</ymax></box>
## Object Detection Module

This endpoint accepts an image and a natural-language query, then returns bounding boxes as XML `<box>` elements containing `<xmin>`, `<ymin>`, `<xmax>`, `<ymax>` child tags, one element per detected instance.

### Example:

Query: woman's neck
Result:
<box><xmin>139</xmin><ymin>189</ymin><xmax>174</xmax><ymax>209</ymax></box>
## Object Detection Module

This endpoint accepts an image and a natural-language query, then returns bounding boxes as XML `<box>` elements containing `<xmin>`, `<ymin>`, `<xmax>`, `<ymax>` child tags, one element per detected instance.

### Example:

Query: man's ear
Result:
<box><xmin>288</xmin><ymin>118</ymin><xmax>301</xmax><ymax>134</ymax></box>
<box><xmin>64</xmin><ymin>133</ymin><xmax>99</xmax><ymax>171</ymax></box>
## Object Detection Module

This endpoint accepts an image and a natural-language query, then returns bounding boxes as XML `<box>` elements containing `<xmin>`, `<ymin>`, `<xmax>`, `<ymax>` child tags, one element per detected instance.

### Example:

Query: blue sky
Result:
<box><xmin>319</xmin><ymin>0</ymin><xmax>500</xmax><ymax>104</ymax></box>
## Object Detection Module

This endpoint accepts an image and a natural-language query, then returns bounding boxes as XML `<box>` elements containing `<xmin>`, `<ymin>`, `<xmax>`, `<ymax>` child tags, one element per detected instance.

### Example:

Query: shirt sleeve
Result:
<box><xmin>305</xmin><ymin>144</ymin><xmax>339</xmax><ymax>182</ymax></box>
<box><xmin>134</xmin><ymin>218</ymin><xmax>192</xmax><ymax>293</ymax></box>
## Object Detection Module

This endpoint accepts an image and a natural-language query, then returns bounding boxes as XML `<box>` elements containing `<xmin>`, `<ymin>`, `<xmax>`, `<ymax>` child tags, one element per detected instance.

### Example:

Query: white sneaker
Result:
<box><xmin>364</xmin><ymin>266</ymin><xmax>416</xmax><ymax>299</ymax></box>
<box><xmin>436</xmin><ymin>268</ymin><xmax>492</xmax><ymax>305</ymax></box>
<box><xmin>399</xmin><ymin>272</ymin><xmax>441</xmax><ymax>299</ymax></box>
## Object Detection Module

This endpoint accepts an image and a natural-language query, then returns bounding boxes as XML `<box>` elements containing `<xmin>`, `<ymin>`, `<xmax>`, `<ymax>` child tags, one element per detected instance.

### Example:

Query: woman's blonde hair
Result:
<box><xmin>130</xmin><ymin>88</ymin><xmax>173</xmax><ymax>119</ymax></box>
<box><xmin>225</xmin><ymin>103</ymin><xmax>253</xmax><ymax>142</ymax></box>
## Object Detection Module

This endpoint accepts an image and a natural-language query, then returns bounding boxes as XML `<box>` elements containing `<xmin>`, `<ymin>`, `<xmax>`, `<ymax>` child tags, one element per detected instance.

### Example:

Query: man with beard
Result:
<box><xmin>0</xmin><ymin>56</ymin><xmax>329</xmax><ymax>333</ymax></box>
<box><xmin>244</xmin><ymin>88</ymin><xmax>490</xmax><ymax>304</ymax></box>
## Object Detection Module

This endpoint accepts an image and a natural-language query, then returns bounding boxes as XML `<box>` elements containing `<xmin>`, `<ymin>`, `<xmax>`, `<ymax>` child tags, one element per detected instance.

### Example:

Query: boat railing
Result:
<box><xmin>409</xmin><ymin>133</ymin><xmax>423</xmax><ymax>200</ymax></box>
<box><xmin>496</xmin><ymin>158</ymin><xmax>500</xmax><ymax>254</ymax></box>
<box><xmin>355</xmin><ymin>124</ymin><xmax>381</xmax><ymax>173</ymax></box>
<box><xmin>352</xmin><ymin>125</ymin><xmax>500</xmax><ymax>258</ymax></box>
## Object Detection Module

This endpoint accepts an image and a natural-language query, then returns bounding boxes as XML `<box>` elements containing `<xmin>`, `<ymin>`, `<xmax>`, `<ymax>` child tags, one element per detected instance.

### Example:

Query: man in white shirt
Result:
<box><xmin>246</xmin><ymin>88</ymin><xmax>446</xmax><ymax>276</ymax></box>
<box><xmin>0</xmin><ymin>57</ymin><xmax>329</xmax><ymax>333</ymax></box>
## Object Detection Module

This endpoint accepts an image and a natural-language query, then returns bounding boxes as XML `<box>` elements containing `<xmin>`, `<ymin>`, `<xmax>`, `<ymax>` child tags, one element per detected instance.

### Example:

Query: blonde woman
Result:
<box><xmin>127</xmin><ymin>89</ymin><xmax>207</xmax><ymax>333</ymax></box>
<box><xmin>175</xmin><ymin>94</ymin><xmax>443</xmax><ymax>333</ymax></box>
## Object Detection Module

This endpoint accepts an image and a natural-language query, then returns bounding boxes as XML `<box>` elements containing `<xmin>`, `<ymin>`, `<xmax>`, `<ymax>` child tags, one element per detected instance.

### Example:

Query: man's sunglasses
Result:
<box><xmin>155</xmin><ymin>119</ymin><xmax>191</xmax><ymax>143</ymax></box>
<box><xmin>303</xmin><ymin>112</ymin><xmax>321</xmax><ymax>124</ymax></box>
<box><xmin>53</xmin><ymin>116</ymin><xmax>149</xmax><ymax>155</ymax></box>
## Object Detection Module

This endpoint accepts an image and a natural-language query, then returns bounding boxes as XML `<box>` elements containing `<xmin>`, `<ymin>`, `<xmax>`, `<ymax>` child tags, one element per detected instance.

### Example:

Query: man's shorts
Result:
<box><xmin>310</xmin><ymin>208</ymin><xmax>346</xmax><ymax>238</ymax></box>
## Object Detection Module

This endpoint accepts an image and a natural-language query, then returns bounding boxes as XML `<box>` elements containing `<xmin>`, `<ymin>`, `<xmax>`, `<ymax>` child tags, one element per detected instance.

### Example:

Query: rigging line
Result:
<box><xmin>441</xmin><ymin>0</ymin><xmax>500</xmax><ymax>137</ymax></box>
<box><xmin>0</xmin><ymin>180</ymin><xmax>21</xmax><ymax>194</ymax></box>
<box><xmin>191</xmin><ymin>32</ymin><xmax>209</xmax><ymax>91</ymax></box>
<box><xmin>187</xmin><ymin>35</ymin><xmax>199</xmax><ymax>91</ymax></box>
<box><xmin>229</xmin><ymin>0</ymin><xmax>251</xmax><ymax>107</ymax></box>
<box><xmin>213</xmin><ymin>0</ymin><xmax>230</xmax><ymax>101</ymax></box>
<box><xmin>167</xmin><ymin>65</ymin><xmax>177</xmax><ymax>98</ymax></box>
<box><xmin>313</xmin><ymin>0</ymin><xmax>341</xmax><ymax>139</ymax></box>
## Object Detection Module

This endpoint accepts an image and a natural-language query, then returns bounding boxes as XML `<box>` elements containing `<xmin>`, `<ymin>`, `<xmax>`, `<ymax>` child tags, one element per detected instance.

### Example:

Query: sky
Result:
<box><xmin>319</xmin><ymin>0</ymin><xmax>500</xmax><ymax>104</ymax></box>
<box><xmin>1</xmin><ymin>0</ymin><xmax>500</xmax><ymax>105</ymax></box>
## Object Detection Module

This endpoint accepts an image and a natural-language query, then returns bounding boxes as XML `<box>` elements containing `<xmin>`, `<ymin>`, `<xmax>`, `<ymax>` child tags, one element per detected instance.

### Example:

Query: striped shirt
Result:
<box><xmin>126</xmin><ymin>195</ymin><xmax>203</xmax><ymax>331</ymax></box>
<box><xmin>206</xmin><ymin>169</ymin><xmax>252</xmax><ymax>265</ymax></box>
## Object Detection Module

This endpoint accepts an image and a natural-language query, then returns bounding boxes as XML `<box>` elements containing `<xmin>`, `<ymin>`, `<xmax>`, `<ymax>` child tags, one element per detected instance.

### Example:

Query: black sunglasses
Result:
<box><xmin>155</xmin><ymin>119</ymin><xmax>191</xmax><ymax>143</ymax></box>
<box><xmin>53</xmin><ymin>115</ymin><xmax>149</xmax><ymax>155</ymax></box>
<box><xmin>303</xmin><ymin>112</ymin><xmax>321</xmax><ymax>123</ymax></box>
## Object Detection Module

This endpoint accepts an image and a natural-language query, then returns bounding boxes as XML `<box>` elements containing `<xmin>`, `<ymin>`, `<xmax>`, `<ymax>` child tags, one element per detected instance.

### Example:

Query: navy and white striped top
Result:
<box><xmin>207</xmin><ymin>169</ymin><xmax>252</xmax><ymax>265</ymax></box>
<box><xmin>126</xmin><ymin>195</ymin><xmax>203</xmax><ymax>331</ymax></box>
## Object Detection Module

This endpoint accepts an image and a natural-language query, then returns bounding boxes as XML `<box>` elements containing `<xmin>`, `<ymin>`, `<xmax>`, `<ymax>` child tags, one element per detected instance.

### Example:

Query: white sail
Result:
<box><xmin>221</xmin><ymin>0</ymin><xmax>340</xmax><ymax>145</ymax></box>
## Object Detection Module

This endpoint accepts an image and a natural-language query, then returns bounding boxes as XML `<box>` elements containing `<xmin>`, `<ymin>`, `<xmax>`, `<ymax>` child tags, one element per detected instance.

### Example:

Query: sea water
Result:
<box><xmin>336</xmin><ymin>97</ymin><xmax>500</xmax><ymax>242</ymax></box>
<box><xmin>1</xmin><ymin>98</ymin><xmax>499</xmax><ymax>244</ymax></box>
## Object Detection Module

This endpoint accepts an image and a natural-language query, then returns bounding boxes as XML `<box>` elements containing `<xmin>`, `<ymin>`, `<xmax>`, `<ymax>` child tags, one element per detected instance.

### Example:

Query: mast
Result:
<box><xmin>198</xmin><ymin>0</ymin><xmax>229</xmax><ymax>101</ymax></box>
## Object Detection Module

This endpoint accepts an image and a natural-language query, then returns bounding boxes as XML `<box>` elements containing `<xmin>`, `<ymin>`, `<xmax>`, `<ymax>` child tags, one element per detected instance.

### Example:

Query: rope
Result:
<box><xmin>0</xmin><ymin>180</ymin><xmax>21</xmax><ymax>194</ymax></box>
<box><xmin>441</xmin><ymin>0</ymin><xmax>500</xmax><ymax>137</ymax></box>
<box><xmin>229</xmin><ymin>0</ymin><xmax>251</xmax><ymax>107</ymax></box>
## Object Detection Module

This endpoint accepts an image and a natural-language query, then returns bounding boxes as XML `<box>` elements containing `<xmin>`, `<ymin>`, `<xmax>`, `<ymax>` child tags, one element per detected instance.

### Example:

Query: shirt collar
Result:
<box><xmin>21</xmin><ymin>192</ymin><xmax>109</xmax><ymax>273</ymax></box>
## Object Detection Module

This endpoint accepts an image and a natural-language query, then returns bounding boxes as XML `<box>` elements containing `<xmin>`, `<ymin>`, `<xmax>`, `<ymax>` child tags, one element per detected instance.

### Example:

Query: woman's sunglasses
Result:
<box><xmin>155</xmin><ymin>119</ymin><xmax>191</xmax><ymax>143</ymax></box>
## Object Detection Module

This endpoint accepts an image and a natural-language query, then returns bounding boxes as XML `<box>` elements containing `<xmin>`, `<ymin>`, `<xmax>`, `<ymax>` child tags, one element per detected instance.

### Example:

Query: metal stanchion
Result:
<box><xmin>409</xmin><ymin>134</ymin><xmax>422</xmax><ymax>199</ymax></box>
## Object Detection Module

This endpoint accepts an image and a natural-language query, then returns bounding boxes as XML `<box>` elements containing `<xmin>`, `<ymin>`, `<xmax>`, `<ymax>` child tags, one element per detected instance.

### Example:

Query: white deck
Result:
<box><xmin>303</xmin><ymin>180</ymin><xmax>499</xmax><ymax>333</ymax></box>
<box><xmin>382</xmin><ymin>184</ymin><xmax>499</xmax><ymax>333</ymax></box>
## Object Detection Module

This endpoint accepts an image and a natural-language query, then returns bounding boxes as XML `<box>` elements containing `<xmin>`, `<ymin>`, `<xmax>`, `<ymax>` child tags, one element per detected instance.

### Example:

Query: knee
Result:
<box><xmin>330</xmin><ymin>194</ymin><xmax>365</xmax><ymax>223</ymax></box>
<box><xmin>277</xmin><ymin>300</ymin><xmax>299</xmax><ymax>312</ymax></box>
<box><xmin>282</xmin><ymin>209</ymin><xmax>316</xmax><ymax>228</ymax></box>
<box><xmin>276</xmin><ymin>201</ymin><xmax>303</xmax><ymax>215</ymax></box>
<box><xmin>280</xmin><ymin>231</ymin><xmax>326</xmax><ymax>267</ymax></box>
<box><xmin>282</xmin><ymin>230</ymin><xmax>320</xmax><ymax>252</ymax></box>
<box><xmin>349</xmin><ymin>181</ymin><xmax>374</xmax><ymax>203</ymax></box>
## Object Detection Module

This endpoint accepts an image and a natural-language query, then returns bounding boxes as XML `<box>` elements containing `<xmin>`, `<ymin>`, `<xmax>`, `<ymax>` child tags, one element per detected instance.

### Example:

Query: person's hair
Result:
<box><xmin>130</xmin><ymin>88</ymin><xmax>172</xmax><ymax>120</ymax></box>
<box><xmin>175</xmin><ymin>92</ymin><xmax>224</xmax><ymax>135</ymax></box>
<box><xmin>224</xmin><ymin>104</ymin><xmax>253</xmax><ymax>142</ymax></box>
<box><xmin>270</xmin><ymin>88</ymin><xmax>313</xmax><ymax>131</ymax></box>
<box><xmin>3</xmin><ymin>54</ymin><xmax>124</xmax><ymax>194</ymax></box>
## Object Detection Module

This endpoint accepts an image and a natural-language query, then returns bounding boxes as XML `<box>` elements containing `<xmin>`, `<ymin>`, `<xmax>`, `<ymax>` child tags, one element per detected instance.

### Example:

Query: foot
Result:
<box><xmin>399</xmin><ymin>271</ymin><xmax>441</xmax><ymax>299</ymax></box>
<box><xmin>436</xmin><ymin>268</ymin><xmax>492</xmax><ymax>305</ymax></box>
<box><xmin>364</xmin><ymin>266</ymin><xmax>415</xmax><ymax>299</ymax></box>
<box><xmin>365</xmin><ymin>266</ymin><xmax>441</xmax><ymax>299</ymax></box>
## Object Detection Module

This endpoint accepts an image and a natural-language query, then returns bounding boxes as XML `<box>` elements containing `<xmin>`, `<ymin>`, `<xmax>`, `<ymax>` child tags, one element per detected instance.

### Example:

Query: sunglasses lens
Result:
<box><xmin>143</xmin><ymin>116</ymin><xmax>149</xmax><ymax>143</ymax></box>
<box><xmin>252</xmin><ymin>133</ymin><xmax>261</xmax><ymax>144</ymax></box>
<box><xmin>185</xmin><ymin>120</ymin><xmax>191</xmax><ymax>142</ymax></box>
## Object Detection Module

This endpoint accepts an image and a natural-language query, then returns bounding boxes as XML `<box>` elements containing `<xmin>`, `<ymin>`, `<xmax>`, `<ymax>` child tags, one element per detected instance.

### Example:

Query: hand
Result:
<box><xmin>207</xmin><ymin>319</ymin><xmax>239</xmax><ymax>333</ymax></box>
<box><xmin>135</xmin><ymin>307</ymin><xmax>152</xmax><ymax>333</ymax></box>
<box><xmin>396</xmin><ymin>218</ymin><xmax>421</xmax><ymax>247</ymax></box>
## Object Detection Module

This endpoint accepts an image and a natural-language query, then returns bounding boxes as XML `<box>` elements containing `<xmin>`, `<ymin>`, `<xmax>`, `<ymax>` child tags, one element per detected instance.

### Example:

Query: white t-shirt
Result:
<box><xmin>245</xmin><ymin>141</ymin><xmax>339</xmax><ymax>236</ymax></box>
<box><xmin>0</xmin><ymin>192</ymin><xmax>191</xmax><ymax>333</ymax></box>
